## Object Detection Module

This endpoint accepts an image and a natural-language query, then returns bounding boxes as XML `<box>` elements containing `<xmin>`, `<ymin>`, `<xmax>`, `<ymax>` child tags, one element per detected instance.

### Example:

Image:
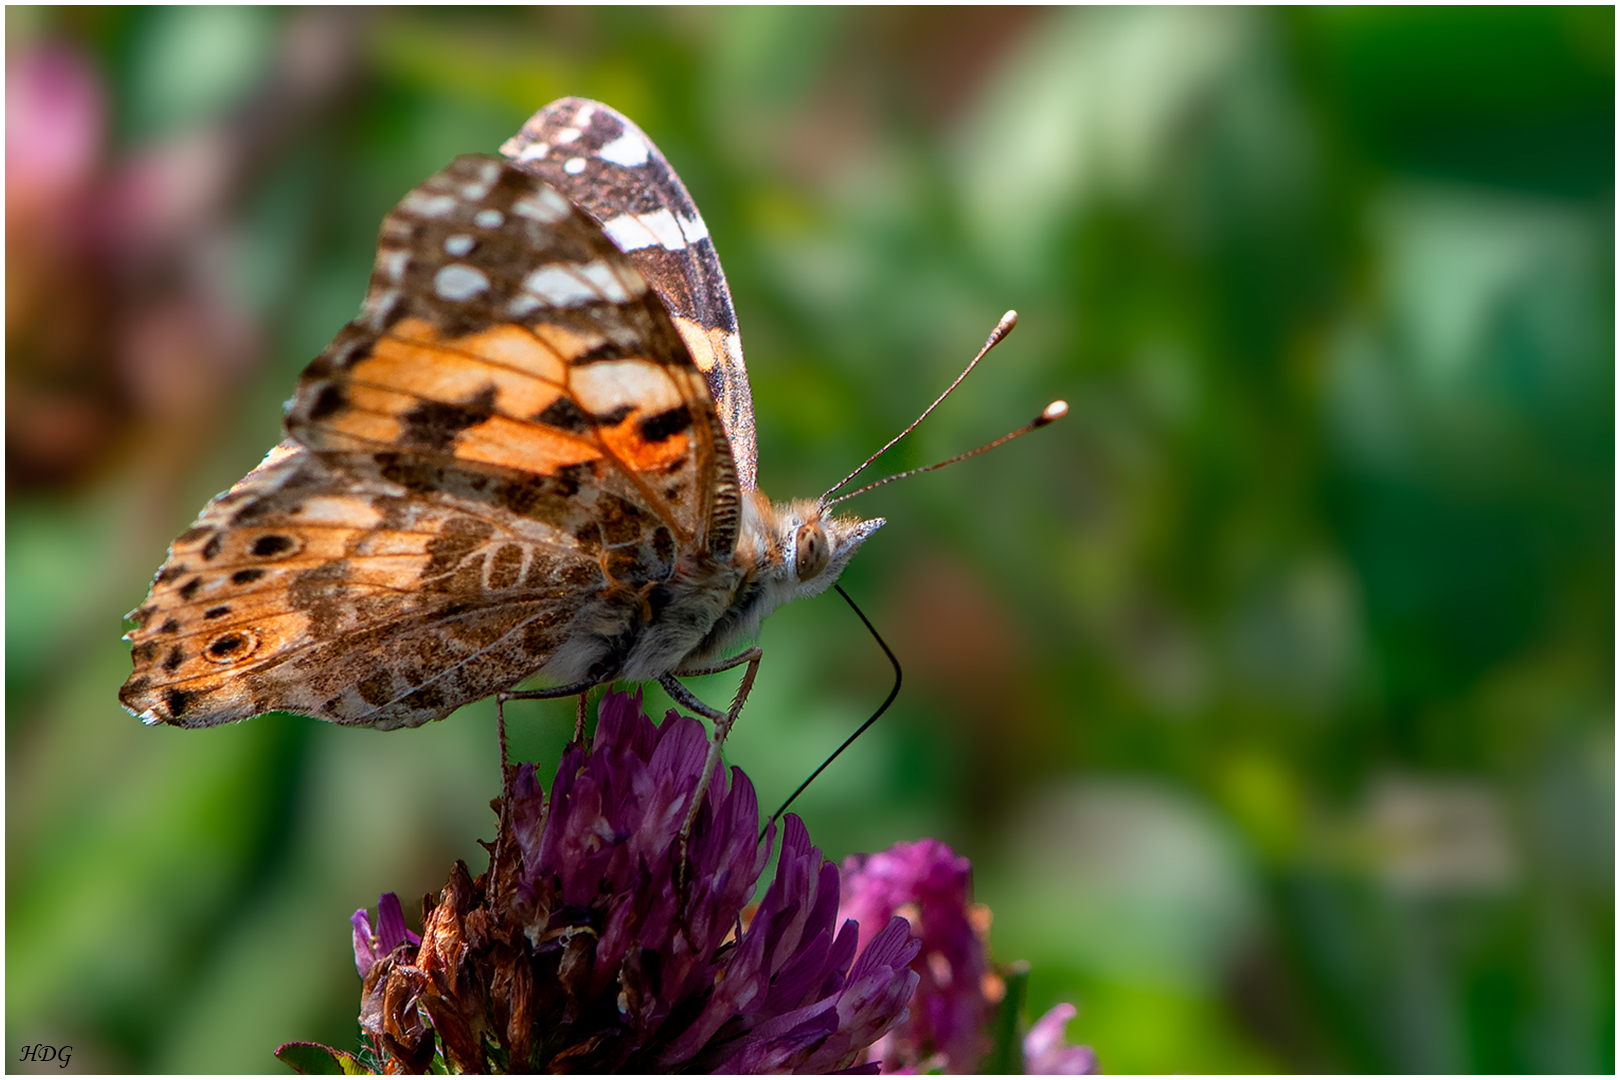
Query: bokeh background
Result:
<box><xmin>7</xmin><ymin>6</ymin><xmax>1613</xmax><ymax>1073</ymax></box>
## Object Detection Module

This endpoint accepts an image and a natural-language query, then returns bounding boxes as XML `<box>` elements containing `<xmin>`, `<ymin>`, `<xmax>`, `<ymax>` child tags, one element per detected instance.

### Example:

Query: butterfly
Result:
<box><xmin>120</xmin><ymin>97</ymin><xmax>884</xmax><ymax>732</ymax></box>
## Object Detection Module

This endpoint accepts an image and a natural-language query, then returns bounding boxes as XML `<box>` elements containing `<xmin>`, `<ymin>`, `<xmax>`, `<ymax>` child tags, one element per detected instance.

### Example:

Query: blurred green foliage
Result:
<box><xmin>6</xmin><ymin>7</ymin><xmax>1612</xmax><ymax>1073</ymax></box>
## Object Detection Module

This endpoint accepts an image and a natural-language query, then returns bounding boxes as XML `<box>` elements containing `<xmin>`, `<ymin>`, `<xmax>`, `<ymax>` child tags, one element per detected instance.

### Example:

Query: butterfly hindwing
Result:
<box><xmin>120</xmin><ymin>442</ymin><xmax>606</xmax><ymax>729</ymax></box>
<box><xmin>501</xmin><ymin>98</ymin><xmax>759</xmax><ymax>490</ymax></box>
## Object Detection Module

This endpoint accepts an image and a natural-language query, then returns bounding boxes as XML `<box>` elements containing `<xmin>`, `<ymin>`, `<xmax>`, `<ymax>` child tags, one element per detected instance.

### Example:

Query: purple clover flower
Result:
<box><xmin>839</xmin><ymin>839</ymin><xmax>1097</xmax><ymax>1074</ymax></box>
<box><xmin>351</xmin><ymin>892</ymin><xmax>419</xmax><ymax>978</ymax></box>
<box><xmin>838</xmin><ymin>839</ymin><xmax>989</xmax><ymax>1071</ymax></box>
<box><xmin>328</xmin><ymin>691</ymin><xmax>920</xmax><ymax>1073</ymax></box>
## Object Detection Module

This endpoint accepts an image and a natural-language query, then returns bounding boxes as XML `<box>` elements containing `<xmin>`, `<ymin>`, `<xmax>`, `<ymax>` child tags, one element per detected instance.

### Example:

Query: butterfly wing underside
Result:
<box><xmin>121</xmin><ymin>155</ymin><xmax>740</xmax><ymax>730</ymax></box>
<box><xmin>501</xmin><ymin>97</ymin><xmax>759</xmax><ymax>490</ymax></box>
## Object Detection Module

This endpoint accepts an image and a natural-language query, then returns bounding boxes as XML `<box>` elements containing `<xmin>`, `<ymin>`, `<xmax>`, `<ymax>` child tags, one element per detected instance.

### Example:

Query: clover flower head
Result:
<box><xmin>325</xmin><ymin>691</ymin><xmax>920</xmax><ymax>1073</ymax></box>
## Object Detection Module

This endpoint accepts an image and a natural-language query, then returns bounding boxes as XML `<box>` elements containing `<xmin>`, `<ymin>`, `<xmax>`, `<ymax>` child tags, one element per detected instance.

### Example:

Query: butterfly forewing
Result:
<box><xmin>121</xmin><ymin>155</ymin><xmax>741</xmax><ymax>730</ymax></box>
<box><xmin>290</xmin><ymin>155</ymin><xmax>729</xmax><ymax>547</ymax></box>
<box><xmin>501</xmin><ymin>98</ymin><xmax>759</xmax><ymax>490</ymax></box>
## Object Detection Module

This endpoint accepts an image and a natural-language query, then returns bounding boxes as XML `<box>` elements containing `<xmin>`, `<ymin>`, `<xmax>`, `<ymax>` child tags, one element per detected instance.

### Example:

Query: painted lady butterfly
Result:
<box><xmin>120</xmin><ymin>98</ymin><xmax>883</xmax><ymax>733</ymax></box>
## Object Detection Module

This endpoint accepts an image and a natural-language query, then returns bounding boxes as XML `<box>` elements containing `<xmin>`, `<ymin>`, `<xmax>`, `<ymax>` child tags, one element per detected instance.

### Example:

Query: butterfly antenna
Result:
<box><xmin>825</xmin><ymin>399</ymin><xmax>1067</xmax><ymax>508</ymax></box>
<box><xmin>765</xmin><ymin>584</ymin><xmax>900</xmax><ymax>835</ymax></box>
<box><xmin>820</xmin><ymin>310</ymin><xmax>1020</xmax><ymax>507</ymax></box>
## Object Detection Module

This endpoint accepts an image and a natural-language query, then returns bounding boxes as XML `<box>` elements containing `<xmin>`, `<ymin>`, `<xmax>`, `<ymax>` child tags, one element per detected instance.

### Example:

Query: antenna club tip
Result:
<box><xmin>1035</xmin><ymin>399</ymin><xmax>1069</xmax><ymax>426</ymax></box>
<box><xmin>985</xmin><ymin>310</ymin><xmax>1018</xmax><ymax>348</ymax></box>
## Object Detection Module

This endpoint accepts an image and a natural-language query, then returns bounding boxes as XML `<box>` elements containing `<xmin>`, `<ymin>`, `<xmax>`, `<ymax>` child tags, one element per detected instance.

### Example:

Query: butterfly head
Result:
<box><xmin>744</xmin><ymin>493</ymin><xmax>884</xmax><ymax>607</ymax></box>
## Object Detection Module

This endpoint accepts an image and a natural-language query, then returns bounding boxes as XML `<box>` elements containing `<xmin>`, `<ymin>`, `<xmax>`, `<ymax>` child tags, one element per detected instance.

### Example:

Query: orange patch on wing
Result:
<box><xmin>446</xmin><ymin>323</ymin><xmax>570</xmax><ymax>383</ymax></box>
<box><xmin>159</xmin><ymin>592</ymin><xmax>306</xmax><ymax>633</ymax></box>
<box><xmin>357</xmin><ymin>341</ymin><xmax>497</xmax><ymax>400</ymax></box>
<box><xmin>597</xmin><ymin>414</ymin><xmax>690</xmax><ymax>473</ymax></box>
<box><xmin>530</xmin><ymin>322</ymin><xmax>614</xmax><ymax>363</ymax></box>
<box><xmin>195</xmin><ymin>609</ymin><xmax>293</xmax><ymax>646</ymax></box>
<box><xmin>357</xmin><ymin>338</ymin><xmax>564</xmax><ymax>419</ymax></box>
<box><xmin>673</xmin><ymin>314</ymin><xmax>741</xmax><ymax>378</ymax></box>
<box><xmin>311</xmin><ymin>383</ymin><xmax>408</xmax><ymax>445</ymax></box>
<box><xmin>453</xmin><ymin>414</ymin><xmax>604</xmax><ymax>473</ymax></box>
<box><xmin>138</xmin><ymin>610</ymin><xmax>310</xmax><ymax>684</ymax></box>
<box><xmin>673</xmin><ymin>316</ymin><xmax>734</xmax><ymax>375</ymax></box>
<box><xmin>383</xmin><ymin>315</ymin><xmax>444</xmax><ymax>346</ymax></box>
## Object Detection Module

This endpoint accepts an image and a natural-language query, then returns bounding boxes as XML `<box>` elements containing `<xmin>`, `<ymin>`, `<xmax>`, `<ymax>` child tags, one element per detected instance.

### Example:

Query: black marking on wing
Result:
<box><xmin>639</xmin><ymin>404</ymin><xmax>692</xmax><ymax>443</ymax></box>
<box><xmin>400</xmin><ymin>385</ymin><xmax>498</xmax><ymax>451</ymax></box>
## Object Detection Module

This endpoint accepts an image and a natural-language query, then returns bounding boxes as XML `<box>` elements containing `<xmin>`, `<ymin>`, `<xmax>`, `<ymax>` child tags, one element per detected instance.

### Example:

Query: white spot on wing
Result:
<box><xmin>444</xmin><ymin>234</ymin><xmax>476</xmax><ymax>257</ymax></box>
<box><xmin>516</xmin><ymin>142</ymin><xmax>550</xmax><ymax>162</ymax></box>
<box><xmin>598</xmin><ymin>131</ymin><xmax>649</xmax><ymax>168</ymax></box>
<box><xmin>511</xmin><ymin>186</ymin><xmax>571</xmax><ymax>223</ymax></box>
<box><xmin>619</xmin><ymin>264</ymin><xmax>649</xmax><ymax>296</ymax></box>
<box><xmin>475</xmin><ymin>159</ymin><xmax>501</xmax><ymax>183</ymax></box>
<box><xmin>575</xmin><ymin>260</ymin><xmax>638</xmax><ymax>303</ymax></box>
<box><xmin>516</xmin><ymin>260</ymin><xmax>645</xmax><ymax>307</ymax></box>
<box><xmin>461</xmin><ymin>181</ymin><xmax>492</xmax><ymax>201</ymax></box>
<box><xmin>523</xmin><ymin>265</ymin><xmax>598</xmax><ymax>307</ymax></box>
<box><xmin>375</xmin><ymin>248</ymin><xmax>408</xmax><ymax>281</ymax></box>
<box><xmin>571</xmin><ymin>359</ymin><xmax>684</xmax><ymax>417</ymax></box>
<box><xmin>474</xmin><ymin>208</ymin><xmax>505</xmax><ymax>228</ymax></box>
<box><xmin>601</xmin><ymin>214</ymin><xmax>655</xmax><ymax>251</ymax></box>
<box><xmin>564</xmin><ymin>157</ymin><xmax>587</xmax><ymax>175</ymax></box>
<box><xmin>434</xmin><ymin>264</ymin><xmax>490</xmax><ymax>300</ymax></box>
<box><xmin>364</xmin><ymin>289</ymin><xmax>401</xmax><ymax>329</ymax></box>
<box><xmin>601</xmin><ymin>208</ymin><xmax>685</xmax><ymax>252</ymax></box>
<box><xmin>677</xmin><ymin>213</ymin><xmax>709</xmax><ymax>243</ymax></box>
<box><xmin>508</xmin><ymin>293</ymin><xmax>542</xmax><ymax>317</ymax></box>
<box><xmin>401</xmin><ymin>192</ymin><xmax>456</xmax><ymax>218</ymax></box>
<box><xmin>556</xmin><ymin>126</ymin><xmax>582</xmax><ymax>144</ymax></box>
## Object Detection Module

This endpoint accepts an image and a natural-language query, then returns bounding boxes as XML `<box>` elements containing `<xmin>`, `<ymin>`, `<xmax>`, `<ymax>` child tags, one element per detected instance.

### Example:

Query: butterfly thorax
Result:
<box><xmin>536</xmin><ymin>491</ymin><xmax>878</xmax><ymax>687</ymax></box>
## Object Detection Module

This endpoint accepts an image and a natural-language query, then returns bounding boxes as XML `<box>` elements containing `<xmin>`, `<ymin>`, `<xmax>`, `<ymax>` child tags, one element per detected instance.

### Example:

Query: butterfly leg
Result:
<box><xmin>659</xmin><ymin>646</ymin><xmax>765</xmax><ymax>846</ymax></box>
<box><xmin>497</xmin><ymin>694</ymin><xmax>511</xmax><ymax>770</ymax></box>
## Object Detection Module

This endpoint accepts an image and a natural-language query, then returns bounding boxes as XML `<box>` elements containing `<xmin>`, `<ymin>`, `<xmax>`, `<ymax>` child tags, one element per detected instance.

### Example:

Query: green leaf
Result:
<box><xmin>982</xmin><ymin>960</ymin><xmax>1031</xmax><ymax>1073</ymax></box>
<box><xmin>275</xmin><ymin>1041</ymin><xmax>370</xmax><ymax>1075</ymax></box>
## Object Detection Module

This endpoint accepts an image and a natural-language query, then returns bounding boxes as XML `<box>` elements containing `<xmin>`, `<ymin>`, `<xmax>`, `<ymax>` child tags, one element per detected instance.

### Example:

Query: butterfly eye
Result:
<box><xmin>795</xmin><ymin>522</ymin><xmax>830</xmax><ymax>581</ymax></box>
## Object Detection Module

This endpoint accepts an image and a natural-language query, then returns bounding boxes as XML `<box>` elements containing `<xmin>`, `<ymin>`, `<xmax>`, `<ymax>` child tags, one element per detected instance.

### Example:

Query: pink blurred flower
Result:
<box><xmin>840</xmin><ymin>839</ymin><xmax>990</xmax><ymax>1071</ymax></box>
<box><xmin>6</xmin><ymin>43</ymin><xmax>104</xmax><ymax>213</ymax></box>
<box><xmin>1024</xmin><ymin>1003</ymin><xmax>1098</xmax><ymax>1075</ymax></box>
<box><xmin>839</xmin><ymin>838</ymin><xmax>1098</xmax><ymax>1074</ymax></box>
